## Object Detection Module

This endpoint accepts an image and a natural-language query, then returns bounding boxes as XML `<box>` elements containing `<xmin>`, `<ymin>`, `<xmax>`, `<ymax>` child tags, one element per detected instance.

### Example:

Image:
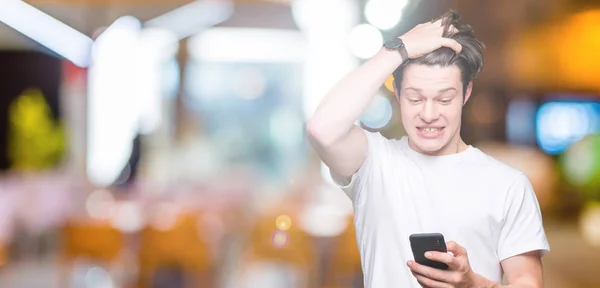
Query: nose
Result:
<box><xmin>420</xmin><ymin>100</ymin><xmax>439</xmax><ymax>123</ymax></box>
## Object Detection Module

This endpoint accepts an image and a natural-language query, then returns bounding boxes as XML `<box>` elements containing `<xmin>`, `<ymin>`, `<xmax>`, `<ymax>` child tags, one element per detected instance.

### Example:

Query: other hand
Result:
<box><xmin>407</xmin><ymin>241</ymin><xmax>479</xmax><ymax>288</ymax></box>
<box><xmin>400</xmin><ymin>19</ymin><xmax>462</xmax><ymax>59</ymax></box>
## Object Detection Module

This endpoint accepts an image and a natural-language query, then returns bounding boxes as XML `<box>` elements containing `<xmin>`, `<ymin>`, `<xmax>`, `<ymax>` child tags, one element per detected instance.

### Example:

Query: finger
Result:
<box><xmin>407</xmin><ymin>260</ymin><xmax>452</xmax><ymax>282</ymax></box>
<box><xmin>412</xmin><ymin>272</ymin><xmax>453</xmax><ymax>288</ymax></box>
<box><xmin>410</xmin><ymin>271</ymin><xmax>430</xmax><ymax>288</ymax></box>
<box><xmin>431</xmin><ymin>18</ymin><xmax>443</xmax><ymax>27</ymax></box>
<box><xmin>448</xmin><ymin>25</ymin><xmax>459</xmax><ymax>34</ymax></box>
<box><xmin>439</xmin><ymin>38</ymin><xmax>462</xmax><ymax>54</ymax></box>
<box><xmin>424</xmin><ymin>251</ymin><xmax>458</xmax><ymax>269</ymax></box>
<box><xmin>446</xmin><ymin>241</ymin><xmax>468</xmax><ymax>256</ymax></box>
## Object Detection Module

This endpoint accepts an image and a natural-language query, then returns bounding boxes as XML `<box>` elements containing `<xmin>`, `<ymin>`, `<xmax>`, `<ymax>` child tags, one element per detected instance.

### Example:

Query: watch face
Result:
<box><xmin>384</xmin><ymin>38</ymin><xmax>404</xmax><ymax>49</ymax></box>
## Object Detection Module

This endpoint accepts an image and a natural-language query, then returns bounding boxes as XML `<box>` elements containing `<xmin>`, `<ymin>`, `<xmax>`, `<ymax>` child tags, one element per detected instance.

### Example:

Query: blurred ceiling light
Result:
<box><xmin>188</xmin><ymin>28</ymin><xmax>305</xmax><ymax>63</ymax></box>
<box><xmin>89</xmin><ymin>20</ymin><xmax>175</xmax><ymax>186</ymax></box>
<box><xmin>94</xmin><ymin>16</ymin><xmax>141</xmax><ymax>48</ymax></box>
<box><xmin>360</xmin><ymin>94</ymin><xmax>393</xmax><ymax>129</ymax></box>
<box><xmin>87</xmin><ymin>16</ymin><xmax>142</xmax><ymax>187</ymax></box>
<box><xmin>0</xmin><ymin>0</ymin><xmax>93</xmax><ymax>67</ymax></box>
<box><xmin>145</xmin><ymin>0</ymin><xmax>233</xmax><ymax>40</ymax></box>
<box><xmin>137</xmin><ymin>27</ymin><xmax>179</xmax><ymax>61</ymax></box>
<box><xmin>291</xmin><ymin>0</ymin><xmax>358</xmax><ymax>34</ymax></box>
<box><xmin>292</xmin><ymin>0</ymin><xmax>360</xmax><ymax>121</ymax></box>
<box><xmin>365</xmin><ymin>0</ymin><xmax>407</xmax><ymax>30</ymax></box>
<box><xmin>347</xmin><ymin>24</ymin><xmax>383</xmax><ymax>59</ymax></box>
<box><xmin>134</xmin><ymin>28</ymin><xmax>178</xmax><ymax>135</ymax></box>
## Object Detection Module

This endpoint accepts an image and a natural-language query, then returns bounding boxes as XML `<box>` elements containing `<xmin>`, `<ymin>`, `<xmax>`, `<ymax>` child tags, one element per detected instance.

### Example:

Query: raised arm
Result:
<box><xmin>306</xmin><ymin>20</ymin><xmax>462</xmax><ymax>178</ymax></box>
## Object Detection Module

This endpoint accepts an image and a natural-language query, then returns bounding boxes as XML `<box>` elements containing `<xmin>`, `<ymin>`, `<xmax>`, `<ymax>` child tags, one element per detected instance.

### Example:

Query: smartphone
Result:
<box><xmin>409</xmin><ymin>233</ymin><xmax>449</xmax><ymax>270</ymax></box>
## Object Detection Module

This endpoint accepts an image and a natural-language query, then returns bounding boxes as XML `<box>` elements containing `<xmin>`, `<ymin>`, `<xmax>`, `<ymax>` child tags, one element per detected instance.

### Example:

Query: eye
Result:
<box><xmin>439</xmin><ymin>99</ymin><xmax>452</xmax><ymax>105</ymax></box>
<box><xmin>408</xmin><ymin>99</ymin><xmax>422</xmax><ymax>104</ymax></box>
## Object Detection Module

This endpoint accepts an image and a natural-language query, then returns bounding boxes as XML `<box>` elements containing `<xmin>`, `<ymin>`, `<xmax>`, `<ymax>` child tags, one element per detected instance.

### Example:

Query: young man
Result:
<box><xmin>306</xmin><ymin>11</ymin><xmax>550</xmax><ymax>288</ymax></box>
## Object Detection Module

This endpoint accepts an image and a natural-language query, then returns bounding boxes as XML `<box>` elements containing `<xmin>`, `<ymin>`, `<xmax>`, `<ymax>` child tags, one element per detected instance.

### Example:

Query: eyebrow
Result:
<box><xmin>403</xmin><ymin>87</ymin><xmax>458</xmax><ymax>94</ymax></box>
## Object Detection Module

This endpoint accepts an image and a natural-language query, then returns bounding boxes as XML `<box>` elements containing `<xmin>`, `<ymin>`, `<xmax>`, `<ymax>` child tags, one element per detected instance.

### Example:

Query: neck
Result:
<box><xmin>408</xmin><ymin>136</ymin><xmax>467</xmax><ymax>156</ymax></box>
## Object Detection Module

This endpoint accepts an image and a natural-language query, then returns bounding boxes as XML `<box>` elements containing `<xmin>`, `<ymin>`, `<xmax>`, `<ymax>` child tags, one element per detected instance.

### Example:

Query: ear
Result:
<box><xmin>463</xmin><ymin>81</ymin><xmax>473</xmax><ymax>105</ymax></box>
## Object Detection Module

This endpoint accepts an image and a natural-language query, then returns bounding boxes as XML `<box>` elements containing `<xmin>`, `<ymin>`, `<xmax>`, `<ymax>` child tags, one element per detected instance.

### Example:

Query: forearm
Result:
<box><xmin>474</xmin><ymin>273</ymin><xmax>539</xmax><ymax>288</ymax></box>
<box><xmin>307</xmin><ymin>48</ymin><xmax>404</xmax><ymax>145</ymax></box>
<box><xmin>491</xmin><ymin>284</ymin><xmax>537</xmax><ymax>288</ymax></box>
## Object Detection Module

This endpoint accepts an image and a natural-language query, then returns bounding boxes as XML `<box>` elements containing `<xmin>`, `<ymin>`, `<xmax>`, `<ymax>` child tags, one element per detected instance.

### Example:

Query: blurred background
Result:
<box><xmin>0</xmin><ymin>0</ymin><xmax>599</xmax><ymax>287</ymax></box>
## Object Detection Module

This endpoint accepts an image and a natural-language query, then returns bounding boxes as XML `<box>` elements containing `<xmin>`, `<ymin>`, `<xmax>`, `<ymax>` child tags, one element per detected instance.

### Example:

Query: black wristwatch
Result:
<box><xmin>383</xmin><ymin>38</ymin><xmax>408</xmax><ymax>63</ymax></box>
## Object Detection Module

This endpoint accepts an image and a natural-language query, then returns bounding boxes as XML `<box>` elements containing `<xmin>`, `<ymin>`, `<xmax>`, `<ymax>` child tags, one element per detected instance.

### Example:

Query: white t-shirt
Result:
<box><xmin>331</xmin><ymin>131</ymin><xmax>550</xmax><ymax>288</ymax></box>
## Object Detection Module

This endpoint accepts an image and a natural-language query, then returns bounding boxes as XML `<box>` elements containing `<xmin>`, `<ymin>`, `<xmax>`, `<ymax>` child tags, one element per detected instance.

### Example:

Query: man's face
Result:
<box><xmin>396</xmin><ymin>64</ymin><xmax>472</xmax><ymax>155</ymax></box>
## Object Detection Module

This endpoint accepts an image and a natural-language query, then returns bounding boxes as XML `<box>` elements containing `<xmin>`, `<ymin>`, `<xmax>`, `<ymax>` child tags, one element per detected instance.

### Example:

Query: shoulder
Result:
<box><xmin>467</xmin><ymin>148</ymin><xmax>524</xmax><ymax>176</ymax></box>
<box><xmin>464</xmin><ymin>148</ymin><xmax>531</xmax><ymax>191</ymax></box>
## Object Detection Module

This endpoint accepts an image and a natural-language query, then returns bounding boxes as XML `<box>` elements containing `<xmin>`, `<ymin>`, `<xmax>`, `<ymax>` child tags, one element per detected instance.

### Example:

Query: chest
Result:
<box><xmin>365</xmin><ymin>162</ymin><xmax>505</xmax><ymax>237</ymax></box>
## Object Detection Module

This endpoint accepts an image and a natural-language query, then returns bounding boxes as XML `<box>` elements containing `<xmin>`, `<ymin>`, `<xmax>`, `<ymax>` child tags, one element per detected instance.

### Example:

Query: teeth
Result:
<box><xmin>422</xmin><ymin>128</ymin><xmax>439</xmax><ymax>133</ymax></box>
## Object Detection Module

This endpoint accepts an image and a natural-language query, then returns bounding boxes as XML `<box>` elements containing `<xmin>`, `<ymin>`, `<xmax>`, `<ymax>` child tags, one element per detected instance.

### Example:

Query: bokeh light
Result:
<box><xmin>364</xmin><ymin>0</ymin><xmax>408</xmax><ymax>30</ymax></box>
<box><xmin>561</xmin><ymin>134</ymin><xmax>600</xmax><ymax>197</ymax></box>
<box><xmin>580</xmin><ymin>203</ymin><xmax>600</xmax><ymax>248</ymax></box>
<box><xmin>270</xmin><ymin>230</ymin><xmax>290</xmax><ymax>248</ymax></box>
<box><xmin>384</xmin><ymin>75</ymin><xmax>395</xmax><ymax>93</ymax></box>
<box><xmin>86</xmin><ymin>189</ymin><xmax>115</xmax><ymax>220</ymax></box>
<box><xmin>233</xmin><ymin>67</ymin><xmax>267</xmax><ymax>100</ymax></box>
<box><xmin>149</xmin><ymin>203</ymin><xmax>180</xmax><ymax>231</ymax></box>
<box><xmin>360</xmin><ymin>94</ymin><xmax>393</xmax><ymax>129</ymax></box>
<box><xmin>347</xmin><ymin>24</ymin><xmax>383</xmax><ymax>59</ymax></box>
<box><xmin>110</xmin><ymin>201</ymin><xmax>144</xmax><ymax>233</ymax></box>
<box><xmin>536</xmin><ymin>101</ymin><xmax>600</xmax><ymax>155</ymax></box>
<box><xmin>275</xmin><ymin>215</ymin><xmax>292</xmax><ymax>231</ymax></box>
<box><xmin>84</xmin><ymin>266</ymin><xmax>115</xmax><ymax>288</ymax></box>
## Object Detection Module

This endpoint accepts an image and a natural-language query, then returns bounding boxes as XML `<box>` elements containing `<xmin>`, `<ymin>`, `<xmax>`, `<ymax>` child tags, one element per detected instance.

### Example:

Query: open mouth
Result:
<box><xmin>416</xmin><ymin>127</ymin><xmax>445</xmax><ymax>137</ymax></box>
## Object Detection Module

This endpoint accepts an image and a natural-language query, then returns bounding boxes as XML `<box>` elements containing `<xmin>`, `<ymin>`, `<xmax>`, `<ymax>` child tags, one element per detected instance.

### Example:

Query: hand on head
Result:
<box><xmin>400</xmin><ymin>18</ymin><xmax>462</xmax><ymax>60</ymax></box>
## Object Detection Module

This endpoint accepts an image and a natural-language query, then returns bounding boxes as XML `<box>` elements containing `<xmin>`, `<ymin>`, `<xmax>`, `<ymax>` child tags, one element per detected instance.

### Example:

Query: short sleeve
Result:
<box><xmin>497</xmin><ymin>173</ymin><xmax>550</xmax><ymax>261</ymax></box>
<box><xmin>329</xmin><ymin>130</ymin><xmax>389</xmax><ymax>203</ymax></box>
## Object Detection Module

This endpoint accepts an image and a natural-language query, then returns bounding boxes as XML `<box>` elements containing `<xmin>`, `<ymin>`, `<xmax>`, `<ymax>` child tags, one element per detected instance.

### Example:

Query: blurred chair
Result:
<box><xmin>137</xmin><ymin>212</ymin><xmax>214</xmax><ymax>288</ymax></box>
<box><xmin>0</xmin><ymin>243</ymin><xmax>6</xmax><ymax>268</ymax></box>
<box><xmin>62</xmin><ymin>220</ymin><xmax>123</xmax><ymax>263</ymax></box>
<box><xmin>323</xmin><ymin>215</ymin><xmax>363</xmax><ymax>288</ymax></box>
<box><xmin>60</xmin><ymin>220</ymin><xmax>125</xmax><ymax>287</ymax></box>
<box><xmin>234</xmin><ymin>211</ymin><xmax>317</xmax><ymax>288</ymax></box>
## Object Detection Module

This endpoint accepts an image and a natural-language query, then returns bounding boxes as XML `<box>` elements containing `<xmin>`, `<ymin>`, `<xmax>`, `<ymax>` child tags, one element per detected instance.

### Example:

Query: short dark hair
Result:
<box><xmin>392</xmin><ymin>10</ymin><xmax>485</xmax><ymax>95</ymax></box>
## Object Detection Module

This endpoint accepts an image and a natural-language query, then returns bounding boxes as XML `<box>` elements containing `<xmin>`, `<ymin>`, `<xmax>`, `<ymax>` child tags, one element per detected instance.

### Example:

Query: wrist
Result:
<box><xmin>381</xmin><ymin>37</ymin><xmax>408</xmax><ymax>65</ymax></box>
<box><xmin>376</xmin><ymin>47</ymin><xmax>405</xmax><ymax>67</ymax></box>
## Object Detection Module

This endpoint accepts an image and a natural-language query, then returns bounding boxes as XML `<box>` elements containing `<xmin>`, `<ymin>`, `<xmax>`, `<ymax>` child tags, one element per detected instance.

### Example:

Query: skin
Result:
<box><xmin>396</xmin><ymin>64</ymin><xmax>471</xmax><ymax>156</ymax></box>
<box><xmin>307</xmin><ymin>18</ymin><xmax>544</xmax><ymax>288</ymax></box>
<box><xmin>407</xmin><ymin>241</ymin><xmax>543</xmax><ymax>288</ymax></box>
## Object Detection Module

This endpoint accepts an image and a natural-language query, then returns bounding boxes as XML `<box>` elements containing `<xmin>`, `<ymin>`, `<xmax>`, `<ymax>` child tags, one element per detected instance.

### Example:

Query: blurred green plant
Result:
<box><xmin>7</xmin><ymin>88</ymin><xmax>66</xmax><ymax>171</ymax></box>
<box><xmin>560</xmin><ymin>134</ymin><xmax>600</xmax><ymax>201</ymax></box>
